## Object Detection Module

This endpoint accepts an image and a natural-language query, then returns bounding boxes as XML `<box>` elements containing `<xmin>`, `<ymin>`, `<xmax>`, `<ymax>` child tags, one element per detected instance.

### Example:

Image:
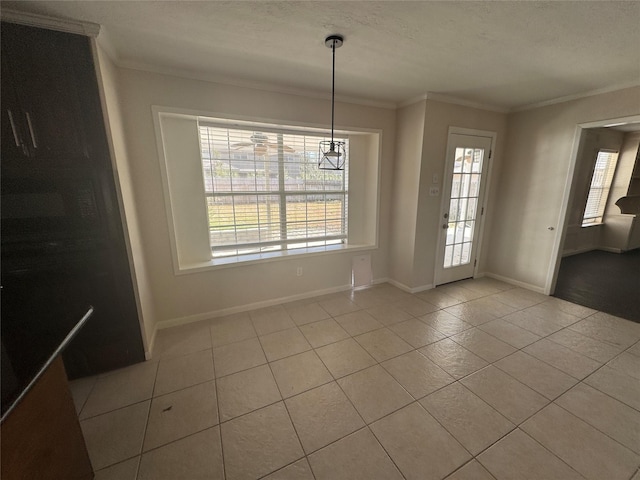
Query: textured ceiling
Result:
<box><xmin>3</xmin><ymin>1</ymin><xmax>640</xmax><ymax>109</ymax></box>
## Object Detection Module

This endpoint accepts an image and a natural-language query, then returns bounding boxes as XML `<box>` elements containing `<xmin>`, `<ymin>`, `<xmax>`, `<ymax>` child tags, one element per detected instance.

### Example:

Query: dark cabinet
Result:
<box><xmin>1</xmin><ymin>23</ymin><xmax>95</xmax><ymax>168</ymax></box>
<box><xmin>1</xmin><ymin>22</ymin><xmax>145</xmax><ymax>386</ymax></box>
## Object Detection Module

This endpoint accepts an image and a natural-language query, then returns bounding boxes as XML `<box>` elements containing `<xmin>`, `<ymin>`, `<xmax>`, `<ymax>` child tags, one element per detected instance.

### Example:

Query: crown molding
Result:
<box><xmin>398</xmin><ymin>92</ymin><xmax>508</xmax><ymax>113</ymax></box>
<box><xmin>425</xmin><ymin>92</ymin><xmax>509</xmax><ymax>113</ymax></box>
<box><xmin>115</xmin><ymin>59</ymin><xmax>398</xmax><ymax>110</ymax></box>
<box><xmin>397</xmin><ymin>94</ymin><xmax>428</xmax><ymax>109</ymax></box>
<box><xmin>511</xmin><ymin>81</ymin><xmax>640</xmax><ymax>113</ymax></box>
<box><xmin>0</xmin><ymin>9</ymin><xmax>100</xmax><ymax>37</ymax></box>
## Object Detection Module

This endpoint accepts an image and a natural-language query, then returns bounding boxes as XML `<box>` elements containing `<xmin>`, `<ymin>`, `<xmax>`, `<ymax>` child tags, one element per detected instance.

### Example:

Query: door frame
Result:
<box><xmin>545</xmin><ymin>114</ymin><xmax>640</xmax><ymax>295</ymax></box>
<box><xmin>433</xmin><ymin>127</ymin><xmax>497</xmax><ymax>287</ymax></box>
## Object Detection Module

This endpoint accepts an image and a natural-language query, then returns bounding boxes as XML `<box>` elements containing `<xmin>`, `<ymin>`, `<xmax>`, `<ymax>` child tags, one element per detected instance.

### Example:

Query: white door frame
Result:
<box><xmin>434</xmin><ymin>127</ymin><xmax>497</xmax><ymax>287</ymax></box>
<box><xmin>545</xmin><ymin>114</ymin><xmax>640</xmax><ymax>295</ymax></box>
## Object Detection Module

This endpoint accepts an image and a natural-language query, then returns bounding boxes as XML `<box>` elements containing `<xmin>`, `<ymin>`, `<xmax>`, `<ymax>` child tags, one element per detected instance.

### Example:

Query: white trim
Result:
<box><xmin>153</xmin><ymin>106</ymin><xmax>382</xmax><ymax>276</ymax></box>
<box><xmin>512</xmin><ymin>82</ymin><xmax>640</xmax><ymax>113</ymax></box>
<box><xmin>425</xmin><ymin>92</ymin><xmax>509</xmax><ymax>113</ymax></box>
<box><xmin>0</xmin><ymin>9</ymin><xmax>100</xmax><ymax>37</ymax></box>
<box><xmin>546</xmin><ymin>126</ymin><xmax>584</xmax><ymax>295</ymax></box>
<box><xmin>562</xmin><ymin>246</ymin><xmax>597</xmax><ymax>257</ymax></box>
<box><xmin>154</xmin><ymin>283</ymin><xmax>353</xmax><ymax>333</ymax></box>
<box><xmin>398</xmin><ymin>93</ymin><xmax>508</xmax><ymax>113</ymax></box>
<box><xmin>433</xmin><ymin>127</ymin><xmax>497</xmax><ymax>287</ymax></box>
<box><xmin>386</xmin><ymin>279</ymin><xmax>412</xmax><ymax>293</ymax></box>
<box><xmin>386</xmin><ymin>278</ymin><xmax>434</xmax><ymax>294</ymax></box>
<box><xmin>145</xmin><ymin>327</ymin><xmax>158</xmax><ymax>361</ymax></box>
<box><xmin>116</xmin><ymin>60</ymin><xmax>396</xmax><ymax>110</ymax></box>
<box><xmin>546</xmin><ymin>114</ymin><xmax>640</xmax><ymax>295</ymax></box>
<box><xmin>398</xmin><ymin>94</ymin><xmax>428</xmax><ymax>109</ymax></box>
<box><xmin>176</xmin><ymin>244</ymin><xmax>378</xmax><ymax>275</ymax></box>
<box><xmin>483</xmin><ymin>272</ymin><xmax>547</xmax><ymax>295</ymax></box>
<box><xmin>597</xmin><ymin>247</ymin><xmax>624</xmax><ymax>254</ymax></box>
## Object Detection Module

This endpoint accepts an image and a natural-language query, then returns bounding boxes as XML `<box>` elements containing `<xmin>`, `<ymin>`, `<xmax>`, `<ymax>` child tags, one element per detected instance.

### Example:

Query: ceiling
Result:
<box><xmin>2</xmin><ymin>1</ymin><xmax>640</xmax><ymax>110</ymax></box>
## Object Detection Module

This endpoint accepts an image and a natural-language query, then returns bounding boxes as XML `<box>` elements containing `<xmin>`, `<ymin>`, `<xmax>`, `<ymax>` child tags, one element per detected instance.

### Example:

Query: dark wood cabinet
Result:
<box><xmin>1</xmin><ymin>23</ymin><xmax>95</xmax><ymax>168</ymax></box>
<box><xmin>1</xmin><ymin>22</ymin><xmax>145</xmax><ymax>391</ymax></box>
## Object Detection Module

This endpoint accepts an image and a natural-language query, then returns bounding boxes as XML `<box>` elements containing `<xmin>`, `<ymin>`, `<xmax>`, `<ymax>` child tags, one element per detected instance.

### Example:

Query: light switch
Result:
<box><xmin>432</xmin><ymin>174</ymin><xmax>439</xmax><ymax>184</ymax></box>
<box><xmin>429</xmin><ymin>186</ymin><xmax>440</xmax><ymax>196</ymax></box>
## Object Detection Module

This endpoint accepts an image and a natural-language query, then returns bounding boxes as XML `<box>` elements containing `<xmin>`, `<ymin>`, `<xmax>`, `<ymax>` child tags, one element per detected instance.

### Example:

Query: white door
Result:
<box><xmin>435</xmin><ymin>133</ymin><xmax>492</xmax><ymax>286</ymax></box>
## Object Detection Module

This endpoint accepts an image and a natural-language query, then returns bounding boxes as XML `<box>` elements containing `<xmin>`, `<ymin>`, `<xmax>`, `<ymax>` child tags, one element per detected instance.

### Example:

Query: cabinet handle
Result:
<box><xmin>7</xmin><ymin>109</ymin><xmax>21</xmax><ymax>147</ymax></box>
<box><xmin>25</xmin><ymin>111</ymin><xmax>38</xmax><ymax>148</ymax></box>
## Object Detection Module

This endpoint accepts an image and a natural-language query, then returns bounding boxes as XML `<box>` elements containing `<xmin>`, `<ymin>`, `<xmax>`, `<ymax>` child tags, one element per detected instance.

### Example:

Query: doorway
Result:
<box><xmin>548</xmin><ymin>115</ymin><xmax>640</xmax><ymax>295</ymax></box>
<box><xmin>435</xmin><ymin>129</ymin><xmax>494</xmax><ymax>286</ymax></box>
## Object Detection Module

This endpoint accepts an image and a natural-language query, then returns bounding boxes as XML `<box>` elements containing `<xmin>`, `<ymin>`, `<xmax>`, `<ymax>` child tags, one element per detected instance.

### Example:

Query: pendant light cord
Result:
<box><xmin>331</xmin><ymin>39</ymin><xmax>336</xmax><ymax>144</ymax></box>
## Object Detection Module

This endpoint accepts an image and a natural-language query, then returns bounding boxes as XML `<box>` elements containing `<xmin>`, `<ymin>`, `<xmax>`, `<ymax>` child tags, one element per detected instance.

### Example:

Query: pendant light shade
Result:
<box><xmin>319</xmin><ymin>35</ymin><xmax>346</xmax><ymax>170</ymax></box>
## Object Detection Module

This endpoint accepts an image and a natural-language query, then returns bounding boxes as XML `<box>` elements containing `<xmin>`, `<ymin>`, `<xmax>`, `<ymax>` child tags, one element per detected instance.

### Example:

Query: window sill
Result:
<box><xmin>581</xmin><ymin>222</ymin><xmax>604</xmax><ymax>228</ymax></box>
<box><xmin>174</xmin><ymin>243</ymin><xmax>376</xmax><ymax>275</ymax></box>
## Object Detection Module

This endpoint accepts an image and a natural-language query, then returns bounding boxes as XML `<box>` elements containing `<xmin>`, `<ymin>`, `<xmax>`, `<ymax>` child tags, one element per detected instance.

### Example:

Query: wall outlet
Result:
<box><xmin>429</xmin><ymin>186</ymin><xmax>440</xmax><ymax>196</ymax></box>
<box><xmin>296</xmin><ymin>267</ymin><xmax>303</xmax><ymax>276</ymax></box>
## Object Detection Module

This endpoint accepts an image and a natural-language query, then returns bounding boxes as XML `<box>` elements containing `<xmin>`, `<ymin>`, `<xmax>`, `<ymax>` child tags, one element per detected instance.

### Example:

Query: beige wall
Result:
<box><xmin>486</xmin><ymin>86</ymin><xmax>640</xmax><ymax>291</ymax></box>
<box><xmin>389</xmin><ymin>99</ymin><xmax>508</xmax><ymax>291</ymax></box>
<box><xmin>93</xmin><ymin>44</ymin><xmax>156</xmax><ymax>355</ymax></box>
<box><xmin>98</xmin><ymin>52</ymin><xmax>639</xmax><ymax>345</ymax></box>
<box><xmin>414</xmin><ymin>100</ymin><xmax>508</xmax><ymax>289</ymax></box>
<box><xmin>113</xmin><ymin>67</ymin><xmax>396</xmax><ymax>333</ymax></box>
<box><xmin>389</xmin><ymin>101</ymin><xmax>426</xmax><ymax>287</ymax></box>
<box><xmin>562</xmin><ymin>128</ymin><xmax>623</xmax><ymax>255</ymax></box>
<box><xmin>607</xmin><ymin>131</ymin><xmax>640</xmax><ymax>211</ymax></box>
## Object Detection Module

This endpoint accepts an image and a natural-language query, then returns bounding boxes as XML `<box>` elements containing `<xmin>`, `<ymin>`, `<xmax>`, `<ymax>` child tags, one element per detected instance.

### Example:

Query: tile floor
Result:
<box><xmin>70</xmin><ymin>278</ymin><xmax>640</xmax><ymax>480</ymax></box>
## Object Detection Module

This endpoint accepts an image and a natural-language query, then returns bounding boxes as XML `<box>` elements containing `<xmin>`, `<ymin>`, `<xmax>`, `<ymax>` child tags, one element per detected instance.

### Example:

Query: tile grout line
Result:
<box><xmin>88</xmin><ymin>280</ymin><xmax>639</xmax><ymax>478</ymax></box>
<box><xmin>252</xmin><ymin>320</ymin><xmax>313</xmax><ymax>479</ymax></box>
<box><xmin>210</xmin><ymin>325</ymin><xmax>227</xmax><ymax>480</ymax></box>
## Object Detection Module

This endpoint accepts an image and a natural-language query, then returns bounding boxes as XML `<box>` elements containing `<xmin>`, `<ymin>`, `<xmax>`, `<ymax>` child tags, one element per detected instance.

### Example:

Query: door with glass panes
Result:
<box><xmin>435</xmin><ymin>133</ymin><xmax>492</xmax><ymax>285</ymax></box>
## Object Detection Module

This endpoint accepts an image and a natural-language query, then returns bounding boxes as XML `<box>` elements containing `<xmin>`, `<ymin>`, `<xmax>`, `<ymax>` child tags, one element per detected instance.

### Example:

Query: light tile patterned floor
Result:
<box><xmin>70</xmin><ymin>278</ymin><xmax>640</xmax><ymax>480</ymax></box>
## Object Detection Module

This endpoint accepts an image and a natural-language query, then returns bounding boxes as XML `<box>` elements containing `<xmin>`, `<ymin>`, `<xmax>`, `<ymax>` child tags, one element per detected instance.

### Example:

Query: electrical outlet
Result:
<box><xmin>296</xmin><ymin>267</ymin><xmax>303</xmax><ymax>276</ymax></box>
<box><xmin>429</xmin><ymin>186</ymin><xmax>440</xmax><ymax>196</ymax></box>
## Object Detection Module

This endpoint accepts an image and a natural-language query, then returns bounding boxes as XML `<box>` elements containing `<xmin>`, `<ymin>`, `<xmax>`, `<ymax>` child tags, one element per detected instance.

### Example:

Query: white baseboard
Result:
<box><xmin>386</xmin><ymin>278</ymin><xmax>434</xmax><ymax>294</ymax></box>
<box><xmin>155</xmin><ymin>283</ymin><xmax>353</xmax><ymax>332</ymax></box>
<box><xmin>562</xmin><ymin>247</ymin><xmax>596</xmax><ymax>257</ymax></box>
<box><xmin>597</xmin><ymin>247</ymin><xmax>624</xmax><ymax>254</ymax></box>
<box><xmin>483</xmin><ymin>272</ymin><xmax>546</xmax><ymax>294</ymax></box>
<box><xmin>145</xmin><ymin>326</ymin><xmax>157</xmax><ymax>360</ymax></box>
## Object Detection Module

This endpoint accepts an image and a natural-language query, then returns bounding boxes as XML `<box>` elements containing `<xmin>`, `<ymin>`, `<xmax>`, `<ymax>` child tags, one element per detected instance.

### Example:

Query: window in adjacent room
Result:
<box><xmin>198</xmin><ymin>124</ymin><xmax>349</xmax><ymax>258</ymax></box>
<box><xmin>582</xmin><ymin>148</ymin><xmax>619</xmax><ymax>226</ymax></box>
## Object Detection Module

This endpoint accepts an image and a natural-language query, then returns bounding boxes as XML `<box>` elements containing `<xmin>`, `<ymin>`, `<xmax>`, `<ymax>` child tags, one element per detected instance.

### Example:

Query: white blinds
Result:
<box><xmin>582</xmin><ymin>149</ymin><xmax>619</xmax><ymax>225</ymax></box>
<box><xmin>198</xmin><ymin>124</ymin><xmax>348</xmax><ymax>258</ymax></box>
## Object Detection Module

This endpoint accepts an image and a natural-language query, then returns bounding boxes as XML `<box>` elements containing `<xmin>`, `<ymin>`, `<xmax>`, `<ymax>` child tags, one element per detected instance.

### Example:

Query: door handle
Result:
<box><xmin>7</xmin><ymin>109</ymin><xmax>21</xmax><ymax>147</ymax></box>
<box><xmin>25</xmin><ymin>112</ymin><xmax>38</xmax><ymax>148</ymax></box>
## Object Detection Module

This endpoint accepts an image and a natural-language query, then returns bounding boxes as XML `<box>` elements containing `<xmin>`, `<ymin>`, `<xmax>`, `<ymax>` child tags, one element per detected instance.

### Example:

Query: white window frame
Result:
<box><xmin>582</xmin><ymin>148</ymin><xmax>619</xmax><ymax>226</ymax></box>
<box><xmin>153</xmin><ymin>107</ymin><xmax>381</xmax><ymax>274</ymax></box>
<box><xmin>198</xmin><ymin>122</ymin><xmax>349</xmax><ymax>259</ymax></box>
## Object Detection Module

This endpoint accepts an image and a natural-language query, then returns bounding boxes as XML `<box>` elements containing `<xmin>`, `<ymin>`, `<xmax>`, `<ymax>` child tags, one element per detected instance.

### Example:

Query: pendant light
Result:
<box><xmin>319</xmin><ymin>34</ymin><xmax>346</xmax><ymax>170</ymax></box>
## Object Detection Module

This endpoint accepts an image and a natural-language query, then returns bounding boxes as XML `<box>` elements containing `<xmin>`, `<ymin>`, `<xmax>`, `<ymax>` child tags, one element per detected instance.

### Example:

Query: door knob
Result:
<box><xmin>442</xmin><ymin>224</ymin><xmax>448</xmax><ymax>230</ymax></box>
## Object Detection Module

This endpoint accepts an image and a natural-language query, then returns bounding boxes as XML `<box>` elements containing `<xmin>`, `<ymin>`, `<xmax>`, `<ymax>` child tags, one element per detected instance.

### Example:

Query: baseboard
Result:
<box><xmin>155</xmin><ymin>283</ymin><xmax>353</xmax><ymax>331</ymax></box>
<box><xmin>483</xmin><ymin>272</ymin><xmax>546</xmax><ymax>294</ymax></box>
<box><xmin>562</xmin><ymin>247</ymin><xmax>597</xmax><ymax>257</ymax></box>
<box><xmin>145</xmin><ymin>326</ymin><xmax>157</xmax><ymax>361</ymax></box>
<box><xmin>386</xmin><ymin>278</ymin><xmax>434</xmax><ymax>294</ymax></box>
<box><xmin>597</xmin><ymin>247</ymin><xmax>624</xmax><ymax>254</ymax></box>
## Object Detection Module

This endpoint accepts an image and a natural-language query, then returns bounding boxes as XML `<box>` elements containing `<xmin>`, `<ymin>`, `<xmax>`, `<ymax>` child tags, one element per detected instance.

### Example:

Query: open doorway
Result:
<box><xmin>550</xmin><ymin>116</ymin><xmax>640</xmax><ymax>323</ymax></box>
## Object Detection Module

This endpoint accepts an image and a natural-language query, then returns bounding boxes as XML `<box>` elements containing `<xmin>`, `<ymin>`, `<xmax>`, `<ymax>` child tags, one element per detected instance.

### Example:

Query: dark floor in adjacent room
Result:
<box><xmin>554</xmin><ymin>248</ymin><xmax>640</xmax><ymax>324</ymax></box>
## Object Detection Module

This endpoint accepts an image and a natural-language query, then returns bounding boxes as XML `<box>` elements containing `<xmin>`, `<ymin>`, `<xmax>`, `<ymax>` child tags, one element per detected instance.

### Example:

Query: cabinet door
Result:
<box><xmin>1</xmin><ymin>23</ymin><xmax>91</xmax><ymax>167</ymax></box>
<box><xmin>1</xmin><ymin>53</ymin><xmax>29</xmax><ymax>166</ymax></box>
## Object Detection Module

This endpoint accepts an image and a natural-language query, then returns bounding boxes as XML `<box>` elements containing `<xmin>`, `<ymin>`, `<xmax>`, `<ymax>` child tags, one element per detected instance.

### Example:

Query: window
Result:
<box><xmin>582</xmin><ymin>149</ymin><xmax>619</xmax><ymax>226</ymax></box>
<box><xmin>198</xmin><ymin>124</ymin><xmax>348</xmax><ymax>258</ymax></box>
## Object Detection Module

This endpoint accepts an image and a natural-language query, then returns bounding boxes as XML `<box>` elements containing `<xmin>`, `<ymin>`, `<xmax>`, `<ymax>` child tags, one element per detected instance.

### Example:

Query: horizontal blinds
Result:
<box><xmin>582</xmin><ymin>149</ymin><xmax>619</xmax><ymax>225</ymax></box>
<box><xmin>199</xmin><ymin>125</ymin><xmax>348</xmax><ymax>257</ymax></box>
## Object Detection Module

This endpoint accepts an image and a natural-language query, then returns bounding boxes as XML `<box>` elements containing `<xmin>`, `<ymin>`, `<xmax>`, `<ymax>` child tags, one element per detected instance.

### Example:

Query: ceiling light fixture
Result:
<box><xmin>319</xmin><ymin>34</ymin><xmax>346</xmax><ymax>170</ymax></box>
